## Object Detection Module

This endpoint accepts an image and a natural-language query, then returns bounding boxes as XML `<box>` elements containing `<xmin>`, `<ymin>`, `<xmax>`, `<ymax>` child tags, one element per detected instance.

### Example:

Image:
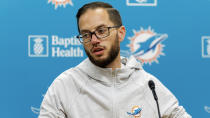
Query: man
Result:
<box><xmin>39</xmin><ymin>2</ymin><xmax>191</xmax><ymax>118</ymax></box>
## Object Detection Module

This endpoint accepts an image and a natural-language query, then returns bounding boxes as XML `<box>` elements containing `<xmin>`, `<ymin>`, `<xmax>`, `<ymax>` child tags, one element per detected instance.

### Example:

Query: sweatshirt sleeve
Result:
<box><xmin>38</xmin><ymin>80</ymin><xmax>67</xmax><ymax>118</ymax></box>
<box><xmin>161</xmin><ymin>98</ymin><xmax>192</xmax><ymax>118</ymax></box>
<box><xmin>149</xmin><ymin>74</ymin><xmax>192</xmax><ymax>118</ymax></box>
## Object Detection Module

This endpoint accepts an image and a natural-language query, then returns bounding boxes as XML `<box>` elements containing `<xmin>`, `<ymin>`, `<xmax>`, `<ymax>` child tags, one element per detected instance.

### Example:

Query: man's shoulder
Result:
<box><xmin>47</xmin><ymin>67</ymin><xmax>87</xmax><ymax>94</ymax></box>
<box><xmin>54</xmin><ymin>58</ymin><xmax>89</xmax><ymax>81</ymax></box>
<box><xmin>55</xmin><ymin>66</ymin><xmax>83</xmax><ymax>82</ymax></box>
<box><xmin>134</xmin><ymin>69</ymin><xmax>157</xmax><ymax>81</ymax></box>
<box><xmin>130</xmin><ymin>68</ymin><xmax>164</xmax><ymax>90</ymax></box>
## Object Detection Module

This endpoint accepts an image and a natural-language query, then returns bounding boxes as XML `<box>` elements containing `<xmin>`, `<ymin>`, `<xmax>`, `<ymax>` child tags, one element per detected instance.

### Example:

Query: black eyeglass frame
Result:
<box><xmin>76</xmin><ymin>25</ymin><xmax>122</xmax><ymax>44</ymax></box>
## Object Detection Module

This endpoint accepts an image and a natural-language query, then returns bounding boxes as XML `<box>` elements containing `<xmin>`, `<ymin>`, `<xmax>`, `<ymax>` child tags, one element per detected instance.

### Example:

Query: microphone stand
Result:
<box><xmin>148</xmin><ymin>80</ymin><xmax>161</xmax><ymax>118</ymax></box>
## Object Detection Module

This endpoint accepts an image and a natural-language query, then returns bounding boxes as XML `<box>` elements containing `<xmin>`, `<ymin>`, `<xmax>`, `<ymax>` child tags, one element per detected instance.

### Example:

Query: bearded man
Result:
<box><xmin>39</xmin><ymin>2</ymin><xmax>191</xmax><ymax>118</ymax></box>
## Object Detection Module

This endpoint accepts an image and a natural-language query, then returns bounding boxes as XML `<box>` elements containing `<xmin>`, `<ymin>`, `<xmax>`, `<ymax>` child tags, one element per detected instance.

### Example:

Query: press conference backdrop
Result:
<box><xmin>1</xmin><ymin>0</ymin><xmax>210</xmax><ymax>117</ymax></box>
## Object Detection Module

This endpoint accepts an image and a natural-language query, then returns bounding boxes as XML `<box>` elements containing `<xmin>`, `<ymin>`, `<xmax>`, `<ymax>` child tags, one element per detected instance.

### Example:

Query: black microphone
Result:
<box><xmin>148</xmin><ymin>80</ymin><xmax>161</xmax><ymax>118</ymax></box>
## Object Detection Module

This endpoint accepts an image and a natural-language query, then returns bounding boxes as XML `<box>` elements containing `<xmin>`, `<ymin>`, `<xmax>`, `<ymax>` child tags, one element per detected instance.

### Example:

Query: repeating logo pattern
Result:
<box><xmin>201</xmin><ymin>36</ymin><xmax>210</xmax><ymax>58</ymax></box>
<box><xmin>127</xmin><ymin>106</ymin><xmax>142</xmax><ymax>118</ymax></box>
<box><xmin>28</xmin><ymin>35</ymin><xmax>49</xmax><ymax>57</ymax></box>
<box><xmin>48</xmin><ymin>0</ymin><xmax>73</xmax><ymax>9</ymax></box>
<box><xmin>126</xmin><ymin>0</ymin><xmax>157</xmax><ymax>6</ymax></box>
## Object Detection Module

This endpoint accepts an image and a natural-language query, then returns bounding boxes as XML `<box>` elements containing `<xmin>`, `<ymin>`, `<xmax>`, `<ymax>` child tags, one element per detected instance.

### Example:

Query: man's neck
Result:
<box><xmin>105</xmin><ymin>54</ymin><xmax>121</xmax><ymax>70</ymax></box>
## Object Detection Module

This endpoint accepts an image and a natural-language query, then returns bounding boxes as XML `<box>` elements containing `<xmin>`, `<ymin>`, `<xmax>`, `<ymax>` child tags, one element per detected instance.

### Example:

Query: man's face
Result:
<box><xmin>78</xmin><ymin>8</ymin><xmax>121</xmax><ymax>67</ymax></box>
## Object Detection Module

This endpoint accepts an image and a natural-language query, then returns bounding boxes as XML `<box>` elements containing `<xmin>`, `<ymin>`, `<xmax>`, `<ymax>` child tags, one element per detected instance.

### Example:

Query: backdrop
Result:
<box><xmin>1</xmin><ymin>0</ymin><xmax>210</xmax><ymax>117</ymax></box>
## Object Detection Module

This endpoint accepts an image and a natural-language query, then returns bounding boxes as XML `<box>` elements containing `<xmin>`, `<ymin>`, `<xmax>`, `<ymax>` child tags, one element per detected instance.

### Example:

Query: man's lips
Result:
<box><xmin>91</xmin><ymin>47</ymin><xmax>105</xmax><ymax>55</ymax></box>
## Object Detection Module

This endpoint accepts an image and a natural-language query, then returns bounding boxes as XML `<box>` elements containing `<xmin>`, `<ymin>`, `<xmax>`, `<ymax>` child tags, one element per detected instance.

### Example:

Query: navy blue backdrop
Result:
<box><xmin>1</xmin><ymin>0</ymin><xmax>210</xmax><ymax>117</ymax></box>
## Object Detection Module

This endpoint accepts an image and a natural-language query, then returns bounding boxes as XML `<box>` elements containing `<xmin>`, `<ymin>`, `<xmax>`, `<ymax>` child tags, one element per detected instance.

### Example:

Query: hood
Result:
<box><xmin>76</xmin><ymin>56</ymin><xmax>143</xmax><ymax>85</ymax></box>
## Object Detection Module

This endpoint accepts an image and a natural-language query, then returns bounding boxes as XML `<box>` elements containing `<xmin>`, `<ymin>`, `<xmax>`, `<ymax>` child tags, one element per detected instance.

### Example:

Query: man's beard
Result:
<box><xmin>84</xmin><ymin>34</ymin><xmax>120</xmax><ymax>68</ymax></box>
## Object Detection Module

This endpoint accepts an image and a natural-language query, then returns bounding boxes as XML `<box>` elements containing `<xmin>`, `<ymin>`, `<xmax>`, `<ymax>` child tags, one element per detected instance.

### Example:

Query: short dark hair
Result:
<box><xmin>76</xmin><ymin>1</ymin><xmax>122</xmax><ymax>33</ymax></box>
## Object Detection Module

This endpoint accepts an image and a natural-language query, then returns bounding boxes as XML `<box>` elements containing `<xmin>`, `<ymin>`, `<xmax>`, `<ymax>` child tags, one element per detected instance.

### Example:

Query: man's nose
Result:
<box><xmin>90</xmin><ymin>34</ymin><xmax>100</xmax><ymax>44</ymax></box>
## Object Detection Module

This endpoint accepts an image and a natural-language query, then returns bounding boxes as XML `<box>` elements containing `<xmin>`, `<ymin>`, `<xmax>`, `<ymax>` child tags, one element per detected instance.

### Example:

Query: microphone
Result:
<box><xmin>148</xmin><ymin>80</ymin><xmax>161</xmax><ymax>118</ymax></box>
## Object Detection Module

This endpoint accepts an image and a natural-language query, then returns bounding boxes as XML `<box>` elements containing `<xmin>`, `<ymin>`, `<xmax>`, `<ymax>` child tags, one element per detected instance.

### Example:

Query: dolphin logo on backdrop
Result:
<box><xmin>132</xmin><ymin>34</ymin><xmax>166</xmax><ymax>56</ymax></box>
<box><xmin>31</xmin><ymin>94</ymin><xmax>45</xmax><ymax>115</ymax></box>
<box><xmin>48</xmin><ymin>0</ymin><xmax>73</xmax><ymax>9</ymax></box>
<box><xmin>204</xmin><ymin>106</ymin><xmax>210</xmax><ymax>113</ymax></box>
<box><xmin>28</xmin><ymin>35</ymin><xmax>49</xmax><ymax>57</ymax></box>
<box><xmin>31</xmin><ymin>106</ymin><xmax>40</xmax><ymax>115</ymax></box>
<box><xmin>201</xmin><ymin>36</ymin><xmax>210</xmax><ymax>58</ymax></box>
<box><xmin>126</xmin><ymin>0</ymin><xmax>157</xmax><ymax>6</ymax></box>
<box><xmin>121</xmin><ymin>26</ymin><xmax>168</xmax><ymax>65</ymax></box>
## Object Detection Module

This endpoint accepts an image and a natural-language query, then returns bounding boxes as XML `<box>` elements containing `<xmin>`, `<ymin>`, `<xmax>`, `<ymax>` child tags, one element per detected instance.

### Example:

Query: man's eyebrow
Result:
<box><xmin>80</xmin><ymin>24</ymin><xmax>107</xmax><ymax>33</ymax></box>
<box><xmin>80</xmin><ymin>30</ymin><xmax>90</xmax><ymax>34</ymax></box>
<box><xmin>95</xmin><ymin>24</ymin><xmax>107</xmax><ymax>29</ymax></box>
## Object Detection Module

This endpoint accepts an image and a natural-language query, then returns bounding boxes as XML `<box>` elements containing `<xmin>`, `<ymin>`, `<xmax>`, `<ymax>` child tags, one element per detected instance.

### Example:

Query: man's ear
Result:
<box><xmin>118</xmin><ymin>26</ymin><xmax>126</xmax><ymax>42</ymax></box>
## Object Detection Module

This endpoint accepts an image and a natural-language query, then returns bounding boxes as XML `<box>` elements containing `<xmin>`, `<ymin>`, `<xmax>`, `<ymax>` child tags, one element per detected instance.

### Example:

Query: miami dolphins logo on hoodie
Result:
<box><xmin>127</xmin><ymin>105</ymin><xmax>142</xmax><ymax>118</ymax></box>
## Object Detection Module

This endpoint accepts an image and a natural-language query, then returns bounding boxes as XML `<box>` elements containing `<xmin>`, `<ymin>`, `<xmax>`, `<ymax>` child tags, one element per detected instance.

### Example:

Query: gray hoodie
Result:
<box><xmin>39</xmin><ymin>56</ymin><xmax>191</xmax><ymax>118</ymax></box>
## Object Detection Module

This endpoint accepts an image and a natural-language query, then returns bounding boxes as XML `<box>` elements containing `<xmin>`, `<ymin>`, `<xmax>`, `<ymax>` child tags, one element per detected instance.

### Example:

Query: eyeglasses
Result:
<box><xmin>76</xmin><ymin>25</ymin><xmax>121</xmax><ymax>44</ymax></box>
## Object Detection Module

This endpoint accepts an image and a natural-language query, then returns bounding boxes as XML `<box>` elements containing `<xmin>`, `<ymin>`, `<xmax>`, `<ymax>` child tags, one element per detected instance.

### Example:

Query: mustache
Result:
<box><xmin>90</xmin><ymin>45</ymin><xmax>106</xmax><ymax>52</ymax></box>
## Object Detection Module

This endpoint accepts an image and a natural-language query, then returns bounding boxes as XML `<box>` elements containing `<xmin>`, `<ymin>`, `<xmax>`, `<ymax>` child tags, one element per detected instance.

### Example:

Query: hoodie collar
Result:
<box><xmin>76</xmin><ymin>56</ymin><xmax>142</xmax><ymax>85</ymax></box>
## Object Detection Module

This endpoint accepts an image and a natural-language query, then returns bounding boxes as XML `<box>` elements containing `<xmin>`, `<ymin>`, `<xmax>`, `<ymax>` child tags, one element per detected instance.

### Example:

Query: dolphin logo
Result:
<box><xmin>127</xmin><ymin>107</ymin><xmax>142</xmax><ymax>115</ymax></box>
<box><xmin>124</xmin><ymin>27</ymin><xmax>168</xmax><ymax>64</ymax></box>
<box><xmin>31</xmin><ymin>94</ymin><xmax>45</xmax><ymax>115</ymax></box>
<box><xmin>204</xmin><ymin>106</ymin><xmax>210</xmax><ymax>113</ymax></box>
<box><xmin>48</xmin><ymin>0</ymin><xmax>73</xmax><ymax>9</ymax></box>
<box><xmin>133</xmin><ymin>34</ymin><xmax>168</xmax><ymax>57</ymax></box>
<box><xmin>31</xmin><ymin>106</ymin><xmax>40</xmax><ymax>114</ymax></box>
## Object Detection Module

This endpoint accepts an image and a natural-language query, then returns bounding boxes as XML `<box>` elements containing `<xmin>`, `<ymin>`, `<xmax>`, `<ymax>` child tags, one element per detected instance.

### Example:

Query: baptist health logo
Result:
<box><xmin>202</xmin><ymin>36</ymin><xmax>210</xmax><ymax>58</ymax></box>
<box><xmin>28</xmin><ymin>35</ymin><xmax>49</xmax><ymax>57</ymax></box>
<box><xmin>28</xmin><ymin>35</ymin><xmax>83</xmax><ymax>58</ymax></box>
<box><xmin>126</xmin><ymin>0</ymin><xmax>157</xmax><ymax>6</ymax></box>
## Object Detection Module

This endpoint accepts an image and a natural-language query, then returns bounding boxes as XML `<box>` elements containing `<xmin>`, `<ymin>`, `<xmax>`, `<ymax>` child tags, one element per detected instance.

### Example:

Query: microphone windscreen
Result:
<box><xmin>148</xmin><ymin>80</ymin><xmax>155</xmax><ymax>90</ymax></box>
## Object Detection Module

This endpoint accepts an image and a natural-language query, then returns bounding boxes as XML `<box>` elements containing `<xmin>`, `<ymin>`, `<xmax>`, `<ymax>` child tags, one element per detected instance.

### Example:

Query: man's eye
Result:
<box><xmin>82</xmin><ymin>33</ymin><xmax>90</xmax><ymax>38</ymax></box>
<box><xmin>97</xmin><ymin>28</ymin><xmax>106</xmax><ymax>34</ymax></box>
